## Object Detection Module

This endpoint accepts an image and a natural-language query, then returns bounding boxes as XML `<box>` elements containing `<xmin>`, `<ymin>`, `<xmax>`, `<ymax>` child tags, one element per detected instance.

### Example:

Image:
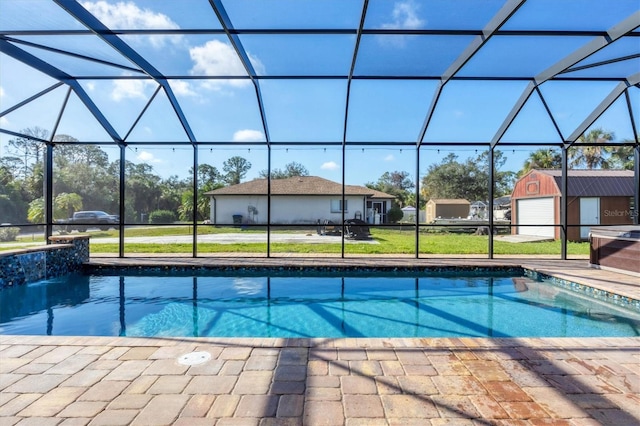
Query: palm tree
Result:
<box><xmin>520</xmin><ymin>149</ymin><xmax>562</xmax><ymax>176</ymax></box>
<box><xmin>609</xmin><ymin>141</ymin><xmax>635</xmax><ymax>170</ymax></box>
<box><xmin>27</xmin><ymin>193</ymin><xmax>84</xmax><ymax>223</ymax></box>
<box><xmin>178</xmin><ymin>189</ymin><xmax>210</xmax><ymax>221</ymax></box>
<box><xmin>570</xmin><ymin>128</ymin><xmax>614</xmax><ymax>169</ymax></box>
<box><xmin>54</xmin><ymin>192</ymin><xmax>83</xmax><ymax>220</ymax></box>
<box><xmin>27</xmin><ymin>198</ymin><xmax>45</xmax><ymax>224</ymax></box>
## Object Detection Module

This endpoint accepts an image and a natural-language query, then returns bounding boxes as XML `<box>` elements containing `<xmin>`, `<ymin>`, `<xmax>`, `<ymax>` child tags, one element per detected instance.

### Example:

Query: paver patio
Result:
<box><xmin>1</xmin><ymin>335</ymin><xmax>638</xmax><ymax>425</ymax></box>
<box><xmin>1</xmin><ymin>258</ymin><xmax>639</xmax><ymax>425</ymax></box>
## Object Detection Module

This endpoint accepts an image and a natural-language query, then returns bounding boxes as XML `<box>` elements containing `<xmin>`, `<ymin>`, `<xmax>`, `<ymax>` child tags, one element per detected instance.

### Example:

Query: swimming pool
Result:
<box><xmin>1</xmin><ymin>270</ymin><xmax>638</xmax><ymax>338</ymax></box>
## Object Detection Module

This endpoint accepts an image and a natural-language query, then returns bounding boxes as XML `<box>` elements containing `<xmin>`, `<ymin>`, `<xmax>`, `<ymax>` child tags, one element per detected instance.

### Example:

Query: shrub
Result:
<box><xmin>386</xmin><ymin>206</ymin><xmax>404</xmax><ymax>223</ymax></box>
<box><xmin>0</xmin><ymin>227</ymin><xmax>20</xmax><ymax>242</ymax></box>
<box><xmin>149</xmin><ymin>210</ymin><xmax>177</xmax><ymax>224</ymax></box>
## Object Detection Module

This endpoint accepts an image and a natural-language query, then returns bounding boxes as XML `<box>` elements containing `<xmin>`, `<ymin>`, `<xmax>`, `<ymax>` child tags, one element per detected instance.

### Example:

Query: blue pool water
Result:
<box><xmin>1</xmin><ymin>271</ymin><xmax>638</xmax><ymax>338</ymax></box>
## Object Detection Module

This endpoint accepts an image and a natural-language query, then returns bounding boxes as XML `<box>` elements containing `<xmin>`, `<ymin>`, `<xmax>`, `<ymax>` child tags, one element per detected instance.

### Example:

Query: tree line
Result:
<box><xmin>1</xmin><ymin>129</ymin><xmax>250</xmax><ymax>224</ymax></box>
<box><xmin>418</xmin><ymin>128</ymin><xmax>634</xmax><ymax>205</ymax></box>
<box><xmin>1</xmin><ymin>126</ymin><xmax>633</xmax><ymax>225</ymax></box>
<box><xmin>0</xmin><ymin>128</ymin><xmax>316</xmax><ymax>225</ymax></box>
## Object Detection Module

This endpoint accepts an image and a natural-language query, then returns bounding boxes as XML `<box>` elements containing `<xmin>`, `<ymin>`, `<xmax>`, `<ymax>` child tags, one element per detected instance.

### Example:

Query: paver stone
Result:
<box><xmin>380</xmin><ymin>394</ymin><xmax>439</xmax><ymax>419</ymax></box>
<box><xmin>343</xmin><ymin>394</ymin><xmax>384</xmax><ymax>418</ymax></box>
<box><xmin>207</xmin><ymin>394</ymin><xmax>240</xmax><ymax>417</ymax></box>
<box><xmin>131</xmin><ymin>394</ymin><xmax>189</xmax><ymax>425</ymax></box>
<box><xmin>304</xmin><ymin>400</ymin><xmax>344</xmax><ymax>425</ymax></box>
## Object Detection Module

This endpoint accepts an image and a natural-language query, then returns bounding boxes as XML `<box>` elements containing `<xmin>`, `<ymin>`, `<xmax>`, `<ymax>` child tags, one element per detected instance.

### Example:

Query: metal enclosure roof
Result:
<box><xmin>1</xmin><ymin>0</ymin><xmax>639</xmax><ymax>150</ymax></box>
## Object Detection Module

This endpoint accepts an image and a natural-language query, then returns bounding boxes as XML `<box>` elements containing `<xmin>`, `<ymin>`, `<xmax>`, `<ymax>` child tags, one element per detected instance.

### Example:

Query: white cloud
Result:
<box><xmin>384</xmin><ymin>154</ymin><xmax>395</xmax><ymax>161</ymax></box>
<box><xmin>81</xmin><ymin>1</ymin><xmax>181</xmax><ymax>48</ymax></box>
<box><xmin>82</xmin><ymin>2</ymin><xmax>266</xmax><ymax>92</ymax></box>
<box><xmin>0</xmin><ymin>87</ymin><xmax>4</xmax><ymax>98</ymax></box>
<box><xmin>111</xmin><ymin>78</ymin><xmax>155</xmax><ymax>101</ymax></box>
<box><xmin>137</xmin><ymin>150</ymin><xmax>161</xmax><ymax>163</ymax></box>
<box><xmin>247</xmin><ymin>55</ymin><xmax>266</xmax><ymax>76</ymax></box>
<box><xmin>321</xmin><ymin>161</ymin><xmax>339</xmax><ymax>170</ymax></box>
<box><xmin>169</xmin><ymin>80</ymin><xmax>198</xmax><ymax>98</ymax></box>
<box><xmin>190</xmin><ymin>40</ymin><xmax>265</xmax><ymax>90</ymax></box>
<box><xmin>379</xmin><ymin>1</ymin><xmax>425</xmax><ymax>48</ymax></box>
<box><xmin>382</xmin><ymin>1</ymin><xmax>425</xmax><ymax>30</ymax></box>
<box><xmin>233</xmin><ymin>129</ymin><xmax>265</xmax><ymax>142</ymax></box>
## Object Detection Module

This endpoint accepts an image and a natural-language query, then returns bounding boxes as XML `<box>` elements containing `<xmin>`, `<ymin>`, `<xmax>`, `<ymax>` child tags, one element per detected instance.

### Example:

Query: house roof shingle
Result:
<box><xmin>205</xmin><ymin>176</ymin><xmax>395</xmax><ymax>198</ymax></box>
<box><xmin>535</xmin><ymin>169</ymin><xmax>635</xmax><ymax>197</ymax></box>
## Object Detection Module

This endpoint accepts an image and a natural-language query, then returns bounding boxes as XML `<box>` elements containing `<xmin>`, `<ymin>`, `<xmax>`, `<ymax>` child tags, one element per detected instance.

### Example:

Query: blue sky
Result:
<box><xmin>1</xmin><ymin>0</ymin><xmax>638</xmax><ymax>186</ymax></box>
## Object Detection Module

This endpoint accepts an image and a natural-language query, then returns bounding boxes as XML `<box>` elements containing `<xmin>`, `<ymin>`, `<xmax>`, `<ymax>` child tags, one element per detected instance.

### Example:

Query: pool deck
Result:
<box><xmin>1</xmin><ymin>257</ymin><xmax>639</xmax><ymax>425</ymax></box>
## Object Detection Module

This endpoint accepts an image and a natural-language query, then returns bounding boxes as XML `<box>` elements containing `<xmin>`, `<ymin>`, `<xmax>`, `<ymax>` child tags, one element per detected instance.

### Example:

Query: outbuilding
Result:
<box><xmin>511</xmin><ymin>169</ymin><xmax>636</xmax><ymax>241</ymax></box>
<box><xmin>425</xmin><ymin>199</ymin><xmax>470</xmax><ymax>223</ymax></box>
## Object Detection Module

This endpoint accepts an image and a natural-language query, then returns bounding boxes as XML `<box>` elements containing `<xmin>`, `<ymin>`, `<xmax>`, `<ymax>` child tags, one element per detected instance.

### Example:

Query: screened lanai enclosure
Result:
<box><xmin>1</xmin><ymin>0</ymin><xmax>638</xmax><ymax>258</ymax></box>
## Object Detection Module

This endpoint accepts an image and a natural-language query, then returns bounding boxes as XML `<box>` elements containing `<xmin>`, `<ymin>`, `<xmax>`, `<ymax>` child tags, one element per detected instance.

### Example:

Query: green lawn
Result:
<box><xmin>69</xmin><ymin>227</ymin><xmax>590</xmax><ymax>256</ymax></box>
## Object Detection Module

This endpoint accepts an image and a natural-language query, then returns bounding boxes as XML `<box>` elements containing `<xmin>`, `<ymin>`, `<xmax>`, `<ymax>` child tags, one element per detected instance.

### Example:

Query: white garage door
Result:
<box><xmin>517</xmin><ymin>197</ymin><xmax>555</xmax><ymax>238</ymax></box>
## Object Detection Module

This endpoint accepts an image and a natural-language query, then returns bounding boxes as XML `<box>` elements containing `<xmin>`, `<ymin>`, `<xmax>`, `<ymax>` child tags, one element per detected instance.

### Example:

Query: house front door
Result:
<box><xmin>372</xmin><ymin>201</ymin><xmax>384</xmax><ymax>224</ymax></box>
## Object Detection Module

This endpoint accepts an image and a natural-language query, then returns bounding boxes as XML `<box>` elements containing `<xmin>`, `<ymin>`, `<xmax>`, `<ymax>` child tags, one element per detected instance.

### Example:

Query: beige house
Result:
<box><xmin>425</xmin><ymin>199</ymin><xmax>471</xmax><ymax>223</ymax></box>
<box><xmin>205</xmin><ymin>176</ymin><xmax>395</xmax><ymax>225</ymax></box>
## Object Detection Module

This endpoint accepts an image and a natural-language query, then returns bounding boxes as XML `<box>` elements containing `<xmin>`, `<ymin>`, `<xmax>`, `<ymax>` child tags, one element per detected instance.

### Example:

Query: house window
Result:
<box><xmin>331</xmin><ymin>199</ymin><xmax>348</xmax><ymax>213</ymax></box>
